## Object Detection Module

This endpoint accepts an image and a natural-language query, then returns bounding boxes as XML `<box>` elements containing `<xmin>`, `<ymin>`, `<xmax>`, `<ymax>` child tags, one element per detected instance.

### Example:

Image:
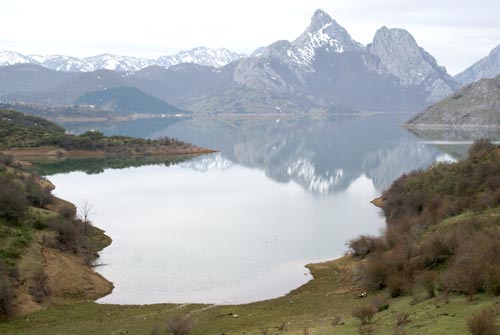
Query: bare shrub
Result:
<box><xmin>467</xmin><ymin>308</ymin><xmax>499</xmax><ymax>335</ymax></box>
<box><xmin>348</xmin><ymin>235</ymin><xmax>385</xmax><ymax>258</ymax></box>
<box><xmin>29</xmin><ymin>269</ymin><xmax>49</xmax><ymax>303</ymax></box>
<box><xmin>167</xmin><ymin>314</ymin><xmax>196</xmax><ymax>335</ymax></box>
<box><xmin>352</xmin><ymin>304</ymin><xmax>377</xmax><ymax>325</ymax></box>
<box><xmin>371</xmin><ymin>295</ymin><xmax>389</xmax><ymax>312</ymax></box>
<box><xmin>442</xmin><ymin>232</ymin><xmax>500</xmax><ymax>300</ymax></box>
<box><xmin>0</xmin><ymin>175</ymin><xmax>29</xmax><ymax>223</ymax></box>
<box><xmin>396</xmin><ymin>312</ymin><xmax>410</xmax><ymax>326</ymax></box>
<box><xmin>387</xmin><ymin>275</ymin><xmax>412</xmax><ymax>298</ymax></box>
<box><xmin>59</xmin><ymin>203</ymin><xmax>76</xmax><ymax>220</ymax></box>
<box><xmin>363</xmin><ymin>256</ymin><xmax>391</xmax><ymax>290</ymax></box>
<box><xmin>422</xmin><ymin>232</ymin><xmax>455</xmax><ymax>268</ymax></box>
<box><xmin>417</xmin><ymin>271</ymin><xmax>437</xmax><ymax>298</ymax></box>
<box><xmin>0</xmin><ymin>270</ymin><xmax>14</xmax><ymax>318</ymax></box>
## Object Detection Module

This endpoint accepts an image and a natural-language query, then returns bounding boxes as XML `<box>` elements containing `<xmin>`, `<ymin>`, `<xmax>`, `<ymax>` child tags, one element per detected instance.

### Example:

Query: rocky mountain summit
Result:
<box><xmin>366</xmin><ymin>27</ymin><xmax>456</xmax><ymax>102</ymax></box>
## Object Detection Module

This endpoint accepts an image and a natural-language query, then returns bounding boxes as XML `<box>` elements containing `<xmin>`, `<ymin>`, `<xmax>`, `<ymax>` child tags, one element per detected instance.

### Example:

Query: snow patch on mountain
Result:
<box><xmin>286</xmin><ymin>9</ymin><xmax>364</xmax><ymax>66</ymax></box>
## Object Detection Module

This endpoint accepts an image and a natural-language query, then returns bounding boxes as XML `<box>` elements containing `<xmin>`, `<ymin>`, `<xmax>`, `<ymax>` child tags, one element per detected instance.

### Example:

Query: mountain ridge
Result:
<box><xmin>454</xmin><ymin>44</ymin><xmax>500</xmax><ymax>85</ymax></box>
<box><xmin>0</xmin><ymin>47</ymin><xmax>246</xmax><ymax>72</ymax></box>
<box><xmin>0</xmin><ymin>9</ymin><xmax>469</xmax><ymax>114</ymax></box>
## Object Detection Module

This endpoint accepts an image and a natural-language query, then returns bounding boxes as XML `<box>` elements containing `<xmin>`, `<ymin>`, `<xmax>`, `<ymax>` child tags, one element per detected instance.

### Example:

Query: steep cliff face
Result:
<box><xmin>366</xmin><ymin>27</ymin><xmax>456</xmax><ymax>102</ymax></box>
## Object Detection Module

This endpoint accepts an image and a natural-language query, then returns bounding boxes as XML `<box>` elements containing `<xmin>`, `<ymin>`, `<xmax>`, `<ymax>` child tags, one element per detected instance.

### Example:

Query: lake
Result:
<box><xmin>43</xmin><ymin>114</ymin><xmax>472</xmax><ymax>305</ymax></box>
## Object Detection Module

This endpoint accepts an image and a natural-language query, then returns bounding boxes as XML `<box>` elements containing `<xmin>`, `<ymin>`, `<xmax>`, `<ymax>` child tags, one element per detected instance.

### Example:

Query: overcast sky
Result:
<box><xmin>1</xmin><ymin>0</ymin><xmax>499</xmax><ymax>74</ymax></box>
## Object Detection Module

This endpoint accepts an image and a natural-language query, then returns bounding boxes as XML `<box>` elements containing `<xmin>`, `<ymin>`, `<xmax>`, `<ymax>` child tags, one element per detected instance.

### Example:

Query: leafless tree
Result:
<box><xmin>78</xmin><ymin>200</ymin><xmax>94</xmax><ymax>233</ymax></box>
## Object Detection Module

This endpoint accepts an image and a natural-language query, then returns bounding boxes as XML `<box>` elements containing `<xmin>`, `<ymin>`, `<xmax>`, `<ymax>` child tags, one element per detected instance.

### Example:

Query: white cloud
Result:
<box><xmin>0</xmin><ymin>0</ymin><xmax>499</xmax><ymax>74</ymax></box>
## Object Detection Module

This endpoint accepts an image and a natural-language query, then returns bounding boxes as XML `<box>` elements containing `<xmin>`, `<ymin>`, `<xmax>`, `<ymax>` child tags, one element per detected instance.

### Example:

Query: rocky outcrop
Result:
<box><xmin>366</xmin><ymin>27</ymin><xmax>456</xmax><ymax>102</ymax></box>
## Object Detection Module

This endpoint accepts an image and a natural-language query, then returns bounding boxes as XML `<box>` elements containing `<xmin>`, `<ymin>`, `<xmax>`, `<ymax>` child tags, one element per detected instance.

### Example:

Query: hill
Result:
<box><xmin>0</xmin><ymin>110</ymin><xmax>213</xmax><ymax>156</ymax></box>
<box><xmin>0</xmin><ymin>153</ymin><xmax>113</xmax><ymax>317</ymax></box>
<box><xmin>0</xmin><ymin>110</ymin><xmax>65</xmax><ymax>148</ymax></box>
<box><xmin>349</xmin><ymin>139</ymin><xmax>500</xmax><ymax>302</ymax></box>
<box><xmin>74</xmin><ymin>86</ymin><xmax>186</xmax><ymax>116</ymax></box>
<box><xmin>408</xmin><ymin>75</ymin><xmax>500</xmax><ymax>128</ymax></box>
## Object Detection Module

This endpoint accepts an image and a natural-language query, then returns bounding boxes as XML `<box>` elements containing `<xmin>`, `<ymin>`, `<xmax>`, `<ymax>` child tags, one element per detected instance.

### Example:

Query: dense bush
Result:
<box><xmin>0</xmin><ymin>262</ymin><xmax>14</xmax><ymax>318</ymax></box>
<box><xmin>351</xmin><ymin>304</ymin><xmax>377</xmax><ymax>325</ymax></box>
<box><xmin>354</xmin><ymin>140</ymin><xmax>500</xmax><ymax>300</ymax></box>
<box><xmin>166</xmin><ymin>314</ymin><xmax>196</xmax><ymax>335</ymax></box>
<box><xmin>467</xmin><ymin>308</ymin><xmax>499</xmax><ymax>335</ymax></box>
<box><xmin>0</xmin><ymin>175</ymin><xmax>28</xmax><ymax>223</ymax></box>
<box><xmin>347</xmin><ymin>235</ymin><xmax>385</xmax><ymax>258</ymax></box>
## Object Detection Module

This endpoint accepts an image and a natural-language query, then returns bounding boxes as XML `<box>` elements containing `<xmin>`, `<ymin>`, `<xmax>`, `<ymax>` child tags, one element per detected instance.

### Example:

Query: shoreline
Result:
<box><xmin>0</xmin><ymin>146</ymin><xmax>217</xmax><ymax>160</ymax></box>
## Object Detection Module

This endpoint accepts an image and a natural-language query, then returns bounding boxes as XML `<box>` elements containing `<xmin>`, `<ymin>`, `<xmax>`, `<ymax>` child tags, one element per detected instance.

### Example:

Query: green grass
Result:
<box><xmin>0</xmin><ymin>110</ymin><xmax>65</xmax><ymax>148</ymax></box>
<box><xmin>0</xmin><ymin>224</ymin><xmax>32</xmax><ymax>266</ymax></box>
<box><xmin>0</xmin><ymin>256</ymin><xmax>498</xmax><ymax>335</ymax></box>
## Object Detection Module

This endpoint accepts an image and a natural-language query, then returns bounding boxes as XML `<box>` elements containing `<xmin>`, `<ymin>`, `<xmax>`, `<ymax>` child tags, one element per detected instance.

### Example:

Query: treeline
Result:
<box><xmin>349</xmin><ymin>139</ymin><xmax>500</xmax><ymax>300</ymax></box>
<box><xmin>0</xmin><ymin>153</ymin><xmax>102</xmax><ymax>317</ymax></box>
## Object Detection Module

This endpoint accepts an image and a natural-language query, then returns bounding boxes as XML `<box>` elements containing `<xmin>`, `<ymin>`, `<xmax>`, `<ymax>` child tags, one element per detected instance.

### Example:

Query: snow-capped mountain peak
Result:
<box><xmin>0</xmin><ymin>50</ymin><xmax>38</xmax><ymax>66</ymax></box>
<box><xmin>286</xmin><ymin>9</ymin><xmax>364</xmax><ymax>65</ymax></box>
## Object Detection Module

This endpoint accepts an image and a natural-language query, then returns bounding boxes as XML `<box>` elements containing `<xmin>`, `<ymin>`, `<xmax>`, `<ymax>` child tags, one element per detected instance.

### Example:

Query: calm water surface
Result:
<box><xmin>46</xmin><ymin>115</ymin><xmax>464</xmax><ymax>304</ymax></box>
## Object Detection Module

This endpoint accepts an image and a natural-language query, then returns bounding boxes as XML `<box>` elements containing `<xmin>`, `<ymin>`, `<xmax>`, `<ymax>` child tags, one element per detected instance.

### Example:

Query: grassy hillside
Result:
<box><xmin>0</xmin><ymin>110</ymin><xmax>210</xmax><ymax>155</ymax></box>
<box><xmin>0</xmin><ymin>153</ymin><xmax>112</xmax><ymax>318</ymax></box>
<box><xmin>0</xmin><ymin>110</ymin><xmax>65</xmax><ymax>148</ymax></box>
<box><xmin>350</xmin><ymin>140</ymin><xmax>500</xmax><ymax>298</ymax></box>
<box><xmin>74</xmin><ymin>86</ymin><xmax>187</xmax><ymax>116</ymax></box>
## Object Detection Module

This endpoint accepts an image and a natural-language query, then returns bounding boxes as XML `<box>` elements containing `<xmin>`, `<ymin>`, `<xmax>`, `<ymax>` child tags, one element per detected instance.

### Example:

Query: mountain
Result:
<box><xmin>2</xmin><ymin>67</ymin><xmax>128</xmax><ymax>105</ymax></box>
<box><xmin>454</xmin><ymin>44</ymin><xmax>500</xmax><ymax>85</ymax></box>
<box><xmin>0</xmin><ymin>64</ymin><xmax>77</xmax><ymax>97</ymax></box>
<box><xmin>229</xmin><ymin>9</ymin><xmax>454</xmax><ymax>113</ymax></box>
<box><xmin>156</xmin><ymin>47</ymin><xmax>245</xmax><ymax>68</ymax></box>
<box><xmin>0</xmin><ymin>10</ymin><xmax>460</xmax><ymax>115</ymax></box>
<box><xmin>30</xmin><ymin>54</ymin><xmax>155</xmax><ymax>72</ymax></box>
<box><xmin>408</xmin><ymin>75</ymin><xmax>500</xmax><ymax>127</ymax></box>
<box><xmin>279</xmin><ymin>9</ymin><xmax>364</xmax><ymax>66</ymax></box>
<box><xmin>365</xmin><ymin>27</ymin><xmax>457</xmax><ymax>102</ymax></box>
<box><xmin>0</xmin><ymin>50</ymin><xmax>37</xmax><ymax>66</ymax></box>
<box><xmin>0</xmin><ymin>47</ymin><xmax>245</xmax><ymax>72</ymax></box>
<box><xmin>74</xmin><ymin>86</ymin><xmax>186</xmax><ymax>115</ymax></box>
